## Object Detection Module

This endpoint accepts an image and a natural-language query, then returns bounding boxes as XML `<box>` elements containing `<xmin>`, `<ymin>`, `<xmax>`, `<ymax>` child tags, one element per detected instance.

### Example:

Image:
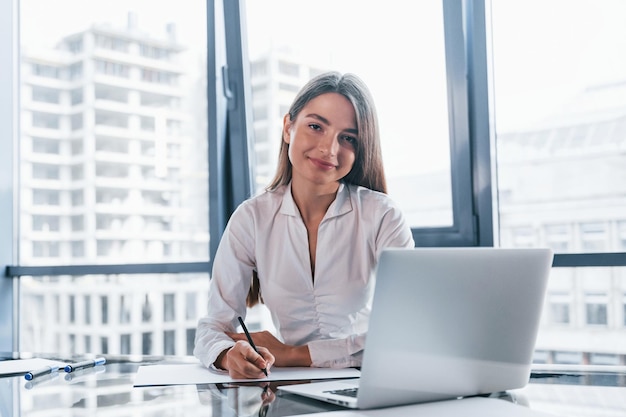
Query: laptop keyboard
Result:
<box><xmin>324</xmin><ymin>387</ymin><xmax>359</xmax><ymax>398</ymax></box>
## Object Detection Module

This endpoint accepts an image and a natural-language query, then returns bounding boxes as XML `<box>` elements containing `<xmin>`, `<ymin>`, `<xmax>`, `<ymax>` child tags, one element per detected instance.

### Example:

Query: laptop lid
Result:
<box><xmin>280</xmin><ymin>247</ymin><xmax>553</xmax><ymax>409</ymax></box>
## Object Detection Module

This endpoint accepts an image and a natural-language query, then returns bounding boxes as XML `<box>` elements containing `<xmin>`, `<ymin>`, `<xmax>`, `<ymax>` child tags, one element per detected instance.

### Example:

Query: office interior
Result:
<box><xmin>1</xmin><ymin>0</ymin><xmax>626</xmax><ymax>415</ymax></box>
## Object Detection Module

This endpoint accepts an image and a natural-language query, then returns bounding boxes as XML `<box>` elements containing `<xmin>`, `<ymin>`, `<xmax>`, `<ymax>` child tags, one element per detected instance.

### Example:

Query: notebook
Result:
<box><xmin>279</xmin><ymin>247</ymin><xmax>554</xmax><ymax>409</ymax></box>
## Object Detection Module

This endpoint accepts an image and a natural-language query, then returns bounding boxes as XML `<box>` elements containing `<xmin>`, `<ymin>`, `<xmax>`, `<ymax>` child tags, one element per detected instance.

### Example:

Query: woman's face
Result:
<box><xmin>283</xmin><ymin>92</ymin><xmax>358</xmax><ymax>188</ymax></box>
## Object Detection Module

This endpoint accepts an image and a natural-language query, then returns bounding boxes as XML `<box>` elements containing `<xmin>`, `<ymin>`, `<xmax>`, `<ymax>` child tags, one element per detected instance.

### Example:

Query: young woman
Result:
<box><xmin>194</xmin><ymin>72</ymin><xmax>414</xmax><ymax>379</ymax></box>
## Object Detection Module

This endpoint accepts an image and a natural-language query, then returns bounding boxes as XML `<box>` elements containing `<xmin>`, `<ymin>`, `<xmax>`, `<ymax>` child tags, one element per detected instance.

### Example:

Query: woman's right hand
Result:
<box><xmin>217</xmin><ymin>340</ymin><xmax>275</xmax><ymax>379</ymax></box>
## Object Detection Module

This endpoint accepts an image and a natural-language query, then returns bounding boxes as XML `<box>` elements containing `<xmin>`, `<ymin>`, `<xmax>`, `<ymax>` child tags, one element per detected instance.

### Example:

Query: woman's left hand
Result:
<box><xmin>227</xmin><ymin>330</ymin><xmax>312</xmax><ymax>367</ymax></box>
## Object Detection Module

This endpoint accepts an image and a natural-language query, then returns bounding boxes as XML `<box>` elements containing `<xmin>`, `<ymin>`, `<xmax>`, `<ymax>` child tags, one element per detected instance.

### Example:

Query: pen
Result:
<box><xmin>237</xmin><ymin>316</ymin><xmax>268</xmax><ymax>377</ymax></box>
<box><xmin>64</xmin><ymin>364</ymin><xmax>106</xmax><ymax>382</ymax></box>
<box><xmin>24</xmin><ymin>365</ymin><xmax>62</xmax><ymax>381</ymax></box>
<box><xmin>24</xmin><ymin>370</ymin><xmax>60</xmax><ymax>389</ymax></box>
<box><xmin>64</xmin><ymin>357</ymin><xmax>106</xmax><ymax>373</ymax></box>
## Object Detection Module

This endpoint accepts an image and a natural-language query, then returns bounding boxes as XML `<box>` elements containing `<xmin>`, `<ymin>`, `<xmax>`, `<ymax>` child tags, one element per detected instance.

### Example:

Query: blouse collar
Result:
<box><xmin>280</xmin><ymin>181</ymin><xmax>354</xmax><ymax>220</ymax></box>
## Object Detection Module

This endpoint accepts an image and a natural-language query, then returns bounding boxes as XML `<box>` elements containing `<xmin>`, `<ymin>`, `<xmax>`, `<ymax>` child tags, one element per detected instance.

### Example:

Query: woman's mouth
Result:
<box><xmin>309</xmin><ymin>157</ymin><xmax>336</xmax><ymax>170</ymax></box>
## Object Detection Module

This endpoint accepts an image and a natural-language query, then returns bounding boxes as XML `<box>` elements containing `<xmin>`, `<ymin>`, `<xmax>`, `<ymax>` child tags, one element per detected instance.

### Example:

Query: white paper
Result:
<box><xmin>0</xmin><ymin>358</ymin><xmax>67</xmax><ymax>376</ymax></box>
<box><xmin>133</xmin><ymin>363</ymin><xmax>360</xmax><ymax>387</ymax></box>
<box><xmin>289</xmin><ymin>397</ymin><xmax>556</xmax><ymax>417</ymax></box>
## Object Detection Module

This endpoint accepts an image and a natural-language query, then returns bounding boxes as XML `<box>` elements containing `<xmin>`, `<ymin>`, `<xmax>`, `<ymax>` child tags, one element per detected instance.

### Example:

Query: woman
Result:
<box><xmin>194</xmin><ymin>72</ymin><xmax>414</xmax><ymax>379</ymax></box>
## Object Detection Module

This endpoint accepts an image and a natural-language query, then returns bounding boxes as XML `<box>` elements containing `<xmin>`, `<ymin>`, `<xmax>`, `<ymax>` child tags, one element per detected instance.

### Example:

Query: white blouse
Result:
<box><xmin>194</xmin><ymin>182</ymin><xmax>414</xmax><ymax>369</ymax></box>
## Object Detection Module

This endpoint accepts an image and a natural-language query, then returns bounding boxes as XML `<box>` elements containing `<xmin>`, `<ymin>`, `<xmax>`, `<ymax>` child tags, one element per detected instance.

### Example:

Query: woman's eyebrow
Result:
<box><xmin>305</xmin><ymin>113</ymin><xmax>358</xmax><ymax>134</ymax></box>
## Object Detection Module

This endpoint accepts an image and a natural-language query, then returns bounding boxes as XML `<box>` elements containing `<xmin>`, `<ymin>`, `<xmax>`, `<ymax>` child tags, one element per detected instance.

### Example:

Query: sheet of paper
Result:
<box><xmin>133</xmin><ymin>363</ymin><xmax>360</xmax><ymax>387</ymax></box>
<box><xmin>0</xmin><ymin>358</ymin><xmax>67</xmax><ymax>377</ymax></box>
<box><xmin>289</xmin><ymin>397</ymin><xmax>556</xmax><ymax>417</ymax></box>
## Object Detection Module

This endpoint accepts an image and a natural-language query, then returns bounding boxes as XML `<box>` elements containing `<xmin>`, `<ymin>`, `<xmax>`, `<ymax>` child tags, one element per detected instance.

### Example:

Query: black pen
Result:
<box><xmin>24</xmin><ymin>365</ymin><xmax>62</xmax><ymax>381</ymax></box>
<box><xmin>237</xmin><ymin>316</ymin><xmax>268</xmax><ymax>377</ymax></box>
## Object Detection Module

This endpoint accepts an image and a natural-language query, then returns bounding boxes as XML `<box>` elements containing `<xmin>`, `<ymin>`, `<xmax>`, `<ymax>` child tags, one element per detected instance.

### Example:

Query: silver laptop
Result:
<box><xmin>279</xmin><ymin>247</ymin><xmax>554</xmax><ymax>409</ymax></box>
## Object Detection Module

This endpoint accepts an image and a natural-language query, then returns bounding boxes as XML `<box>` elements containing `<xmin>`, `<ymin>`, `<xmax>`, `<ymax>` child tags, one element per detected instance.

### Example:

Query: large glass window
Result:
<box><xmin>491</xmin><ymin>0</ymin><xmax>626</xmax><ymax>364</ymax></box>
<box><xmin>244</xmin><ymin>0</ymin><xmax>455</xmax><ymax>229</ymax></box>
<box><xmin>14</xmin><ymin>0</ymin><xmax>210</xmax><ymax>355</ymax></box>
<box><xmin>20</xmin><ymin>1</ymin><xmax>209</xmax><ymax>267</ymax></box>
<box><xmin>5</xmin><ymin>0</ymin><xmax>625</xmax><ymax>367</ymax></box>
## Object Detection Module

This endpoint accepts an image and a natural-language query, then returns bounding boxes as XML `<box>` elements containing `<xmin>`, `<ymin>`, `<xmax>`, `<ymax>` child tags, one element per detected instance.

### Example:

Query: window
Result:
<box><xmin>32</xmin><ymin>111</ymin><xmax>59</xmax><ymax>129</ymax></box>
<box><xmin>85</xmin><ymin>335</ymin><xmax>91</xmax><ymax>352</ymax></box>
<box><xmin>492</xmin><ymin>0</ymin><xmax>626</xmax><ymax>365</ymax></box>
<box><xmin>69</xmin><ymin>113</ymin><xmax>82</xmax><ymax>131</ymax></box>
<box><xmin>100</xmin><ymin>296</ymin><xmax>108</xmax><ymax>325</ymax></box>
<box><xmin>548</xmin><ymin>292</ymin><xmax>571</xmax><ymax>325</ymax></box>
<box><xmin>32</xmin><ymin>163</ymin><xmax>60</xmax><ymax>180</ymax></box>
<box><xmin>185</xmin><ymin>293</ymin><xmax>197</xmax><ymax>320</ymax></box>
<box><xmin>244</xmin><ymin>1</ymin><xmax>463</xmax><ymax>237</ymax></box>
<box><xmin>121</xmin><ymin>334</ymin><xmax>131</xmax><ymax>354</ymax></box>
<box><xmin>69</xmin><ymin>295</ymin><xmax>76</xmax><ymax>323</ymax></box>
<box><xmin>619</xmin><ymin>222</ymin><xmax>626</xmax><ymax>250</ymax></box>
<box><xmin>95</xmin><ymin>34</ymin><xmax>129</xmax><ymax>52</ymax></box>
<box><xmin>186</xmin><ymin>328</ymin><xmax>195</xmax><ymax>356</ymax></box>
<box><xmin>32</xmin><ymin>215</ymin><xmax>60</xmax><ymax>232</ymax></box>
<box><xmin>142</xmin><ymin>295</ymin><xmax>153</xmax><ymax>323</ymax></box>
<box><xmin>120</xmin><ymin>295</ymin><xmax>132</xmax><ymax>324</ymax></box>
<box><xmin>544</xmin><ymin>225</ymin><xmax>571</xmax><ymax>253</ymax></box>
<box><xmin>163</xmin><ymin>294</ymin><xmax>175</xmax><ymax>322</ymax></box>
<box><xmin>164</xmin><ymin>330</ymin><xmax>176</xmax><ymax>355</ymax></box>
<box><xmin>585</xmin><ymin>293</ymin><xmax>608</xmax><ymax>326</ymax></box>
<box><xmin>71</xmin><ymin>216</ymin><xmax>84</xmax><ymax>231</ymax></box>
<box><xmin>32</xmin><ymin>86</ymin><xmax>60</xmax><ymax>104</ymax></box>
<box><xmin>71</xmin><ymin>241</ymin><xmax>84</xmax><ymax>257</ymax></box>
<box><xmin>69</xmin><ymin>334</ymin><xmax>76</xmax><ymax>354</ymax></box>
<box><xmin>590</xmin><ymin>353</ymin><xmax>619</xmax><ymax>366</ymax></box>
<box><xmin>142</xmin><ymin>332</ymin><xmax>152</xmax><ymax>355</ymax></box>
<box><xmin>100</xmin><ymin>337</ymin><xmax>109</xmax><ymax>354</ymax></box>
<box><xmin>71</xmin><ymin>88</ymin><xmax>83</xmax><ymax>105</ymax></box>
<box><xmin>278</xmin><ymin>60</ymin><xmax>299</xmax><ymax>77</ymax></box>
<box><xmin>554</xmin><ymin>351</ymin><xmax>583</xmax><ymax>365</ymax></box>
<box><xmin>32</xmin><ymin>63</ymin><xmax>61</xmax><ymax>78</ymax></box>
<box><xmin>4</xmin><ymin>0</ymin><xmax>625</xmax><ymax>367</ymax></box>
<box><xmin>84</xmin><ymin>295</ymin><xmax>91</xmax><ymax>325</ymax></box>
<box><xmin>580</xmin><ymin>222</ymin><xmax>607</xmax><ymax>253</ymax></box>
<box><xmin>139</xmin><ymin>43</ymin><xmax>171</xmax><ymax>60</ymax></box>
<box><xmin>32</xmin><ymin>137</ymin><xmax>60</xmax><ymax>154</ymax></box>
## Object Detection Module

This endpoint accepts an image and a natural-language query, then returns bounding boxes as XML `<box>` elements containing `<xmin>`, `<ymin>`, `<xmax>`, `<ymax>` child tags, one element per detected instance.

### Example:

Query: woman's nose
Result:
<box><xmin>318</xmin><ymin>133</ymin><xmax>339</xmax><ymax>156</ymax></box>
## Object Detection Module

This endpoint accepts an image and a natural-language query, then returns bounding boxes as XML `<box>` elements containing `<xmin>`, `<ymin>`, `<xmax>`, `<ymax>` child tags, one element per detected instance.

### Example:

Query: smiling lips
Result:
<box><xmin>309</xmin><ymin>157</ymin><xmax>336</xmax><ymax>170</ymax></box>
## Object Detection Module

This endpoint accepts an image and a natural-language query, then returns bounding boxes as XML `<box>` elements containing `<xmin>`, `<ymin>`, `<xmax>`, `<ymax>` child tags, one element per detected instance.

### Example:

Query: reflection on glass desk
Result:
<box><xmin>1</xmin><ymin>354</ymin><xmax>625</xmax><ymax>417</ymax></box>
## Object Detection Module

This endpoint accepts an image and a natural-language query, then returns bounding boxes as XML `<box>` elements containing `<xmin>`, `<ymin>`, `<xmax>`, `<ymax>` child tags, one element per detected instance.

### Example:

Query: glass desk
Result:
<box><xmin>1</xmin><ymin>354</ymin><xmax>625</xmax><ymax>416</ymax></box>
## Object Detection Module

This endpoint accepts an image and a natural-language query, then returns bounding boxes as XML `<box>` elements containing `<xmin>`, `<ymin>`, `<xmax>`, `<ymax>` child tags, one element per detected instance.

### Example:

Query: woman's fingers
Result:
<box><xmin>226</xmin><ymin>340</ymin><xmax>274</xmax><ymax>379</ymax></box>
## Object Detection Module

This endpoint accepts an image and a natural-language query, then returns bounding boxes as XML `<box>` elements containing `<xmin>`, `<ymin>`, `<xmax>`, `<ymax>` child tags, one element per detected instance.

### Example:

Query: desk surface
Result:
<box><xmin>1</xmin><ymin>354</ymin><xmax>625</xmax><ymax>417</ymax></box>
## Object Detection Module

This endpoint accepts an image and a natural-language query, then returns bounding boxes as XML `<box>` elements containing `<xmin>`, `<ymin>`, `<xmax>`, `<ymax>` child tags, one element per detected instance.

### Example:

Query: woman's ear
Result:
<box><xmin>282</xmin><ymin>114</ymin><xmax>292</xmax><ymax>144</ymax></box>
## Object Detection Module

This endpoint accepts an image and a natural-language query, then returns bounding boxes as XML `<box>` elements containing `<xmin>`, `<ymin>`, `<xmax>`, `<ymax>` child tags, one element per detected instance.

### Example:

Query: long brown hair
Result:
<box><xmin>267</xmin><ymin>71</ymin><xmax>387</xmax><ymax>193</ymax></box>
<box><xmin>248</xmin><ymin>72</ymin><xmax>388</xmax><ymax>307</ymax></box>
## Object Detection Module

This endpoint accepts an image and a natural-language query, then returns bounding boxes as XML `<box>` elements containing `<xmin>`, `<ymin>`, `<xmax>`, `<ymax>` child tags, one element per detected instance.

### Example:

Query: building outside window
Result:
<box><xmin>142</xmin><ymin>332</ymin><xmax>152</xmax><ymax>355</ymax></box>
<box><xmin>585</xmin><ymin>293</ymin><xmax>608</xmax><ymax>326</ymax></box>
<box><xmin>4</xmin><ymin>0</ymin><xmax>626</xmax><ymax>368</ymax></box>
<box><xmin>548</xmin><ymin>292</ymin><xmax>571</xmax><ymax>325</ymax></box>
<box><xmin>164</xmin><ymin>330</ymin><xmax>176</xmax><ymax>355</ymax></box>
<box><xmin>100</xmin><ymin>337</ymin><xmax>108</xmax><ymax>354</ymax></box>
<box><xmin>120</xmin><ymin>334</ymin><xmax>131</xmax><ymax>354</ymax></box>
<box><xmin>120</xmin><ymin>295</ymin><xmax>132</xmax><ymax>324</ymax></box>
<box><xmin>84</xmin><ymin>295</ymin><xmax>91</xmax><ymax>325</ymax></box>
<box><xmin>100</xmin><ymin>296</ymin><xmax>108</xmax><ymax>325</ymax></box>
<box><xmin>163</xmin><ymin>294</ymin><xmax>175</xmax><ymax>322</ymax></box>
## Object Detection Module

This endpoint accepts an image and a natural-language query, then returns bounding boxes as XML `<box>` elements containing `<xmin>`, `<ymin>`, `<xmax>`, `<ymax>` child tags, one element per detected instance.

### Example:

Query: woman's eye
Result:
<box><xmin>341</xmin><ymin>135</ymin><xmax>357</xmax><ymax>145</ymax></box>
<box><xmin>308</xmin><ymin>123</ymin><xmax>321</xmax><ymax>131</ymax></box>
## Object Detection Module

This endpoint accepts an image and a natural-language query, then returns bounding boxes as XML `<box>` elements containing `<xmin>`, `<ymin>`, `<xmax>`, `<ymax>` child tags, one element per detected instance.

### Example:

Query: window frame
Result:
<box><xmin>3</xmin><ymin>0</ymin><xmax>626</xmax><ymax>354</ymax></box>
<box><xmin>0</xmin><ymin>0</ymin><xmax>18</xmax><ymax>352</ymax></box>
<box><xmin>227</xmin><ymin>0</ymin><xmax>487</xmax><ymax>247</ymax></box>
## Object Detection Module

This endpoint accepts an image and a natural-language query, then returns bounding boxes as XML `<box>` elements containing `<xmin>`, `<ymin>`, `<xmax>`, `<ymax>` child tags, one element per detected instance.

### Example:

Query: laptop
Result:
<box><xmin>279</xmin><ymin>247</ymin><xmax>554</xmax><ymax>409</ymax></box>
